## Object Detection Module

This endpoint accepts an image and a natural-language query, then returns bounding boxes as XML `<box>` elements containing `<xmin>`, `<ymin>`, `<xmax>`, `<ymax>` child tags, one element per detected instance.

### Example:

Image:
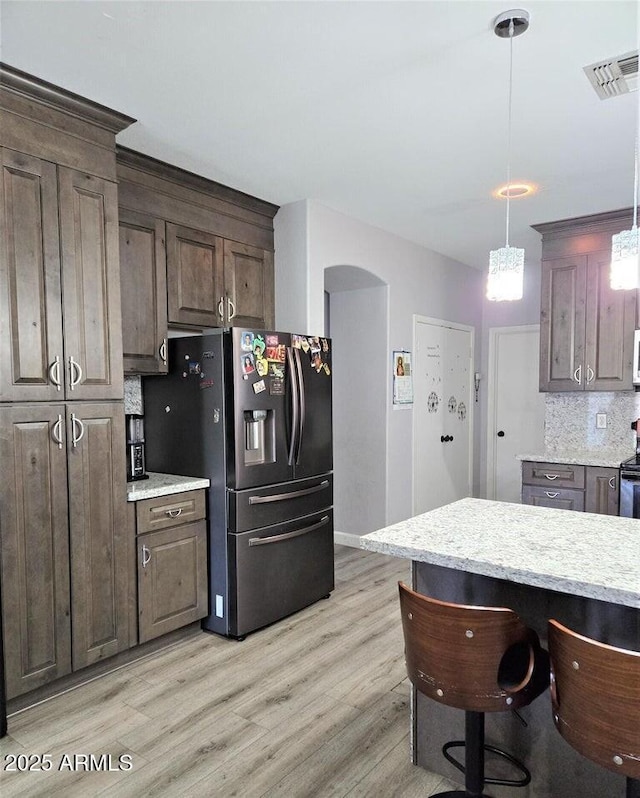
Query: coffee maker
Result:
<box><xmin>126</xmin><ymin>414</ymin><xmax>148</xmax><ymax>481</ymax></box>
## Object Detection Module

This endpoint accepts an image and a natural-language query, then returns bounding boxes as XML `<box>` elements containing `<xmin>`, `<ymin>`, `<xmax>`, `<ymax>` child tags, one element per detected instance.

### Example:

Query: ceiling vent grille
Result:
<box><xmin>584</xmin><ymin>50</ymin><xmax>638</xmax><ymax>99</ymax></box>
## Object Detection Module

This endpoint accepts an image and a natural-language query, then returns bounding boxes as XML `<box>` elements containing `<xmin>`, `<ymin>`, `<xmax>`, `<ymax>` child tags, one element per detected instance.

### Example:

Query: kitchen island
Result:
<box><xmin>361</xmin><ymin>498</ymin><xmax>639</xmax><ymax>798</ymax></box>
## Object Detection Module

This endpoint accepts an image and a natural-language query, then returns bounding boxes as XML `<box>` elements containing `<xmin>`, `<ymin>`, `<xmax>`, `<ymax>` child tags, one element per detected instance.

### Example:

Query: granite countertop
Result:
<box><xmin>360</xmin><ymin>497</ymin><xmax>640</xmax><ymax>608</ymax></box>
<box><xmin>517</xmin><ymin>450</ymin><xmax>631</xmax><ymax>468</ymax></box>
<box><xmin>126</xmin><ymin>472</ymin><xmax>210</xmax><ymax>502</ymax></box>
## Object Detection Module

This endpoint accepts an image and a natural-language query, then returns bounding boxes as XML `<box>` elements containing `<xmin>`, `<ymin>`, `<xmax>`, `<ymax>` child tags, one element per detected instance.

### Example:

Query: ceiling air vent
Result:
<box><xmin>584</xmin><ymin>50</ymin><xmax>638</xmax><ymax>99</ymax></box>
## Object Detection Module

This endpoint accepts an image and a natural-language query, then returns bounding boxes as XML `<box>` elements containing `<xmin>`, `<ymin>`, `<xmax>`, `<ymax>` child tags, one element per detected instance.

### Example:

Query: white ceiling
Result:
<box><xmin>1</xmin><ymin>1</ymin><xmax>638</xmax><ymax>270</ymax></box>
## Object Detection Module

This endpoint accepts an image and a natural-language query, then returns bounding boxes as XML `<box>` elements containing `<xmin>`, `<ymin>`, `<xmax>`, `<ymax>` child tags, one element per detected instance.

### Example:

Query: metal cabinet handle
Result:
<box><xmin>159</xmin><ymin>338</ymin><xmax>167</xmax><ymax>364</ymax></box>
<box><xmin>166</xmin><ymin>508</ymin><xmax>182</xmax><ymax>518</ymax></box>
<box><xmin>218</xmin><ymin>296</ymin><xmax>225</xmax><ymax>320</ymax></box>
<box><xmin>573</xmin><ymin>364</ymin><xmax>582</xmax><ymax>385</ymax></box>
<box><xmin>227</xmin><ymin>297</ymin><xmax>236</xmax><ymax>321</ymax></box>
<box><xmin>141</xmin><ymin>545</ymin><xmax>151</xmax><ymax>568</ymax></box>
<box><xmin>609</xmin><ymin>476</ymin><xmax>616</xmax><ymax>489</ymax></box>
<box><xmin>586</xmin><ymin>365</ymin><xmax>594</xmax><ymax>383</ymax></box>
<box><xmin>545</xmin><ymin>491</ymin><xmax>559</xmax><ymax>498</ymax></box>
<box><xmin>544</xmin><ymin>474</ymin><xmax>558</xmax><ymax>480</ymax></box>
<box><xmin>52</xmin><ymin>414</ymin><xmax>64</xmax><ymax>449</ymax></box>
<box><xmin>70</xmin><ymin>413</ymin><xmax>84</xmax><ymax>448</ymax></box>
<box><xmin>68</xmin><ymin>356</ymin><xmax>83</xmax><ymax>390</ymax></box>
<box><xmin>49</xmin><ymin>355</ymin><xmax>62</xmax><ymax>390</ymax></box>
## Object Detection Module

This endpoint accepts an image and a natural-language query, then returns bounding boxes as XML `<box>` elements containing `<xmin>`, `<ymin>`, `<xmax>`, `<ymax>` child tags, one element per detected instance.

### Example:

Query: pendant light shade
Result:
<box><xmin>610</xmin><ymin>131</ymin><xmax>639</xmax><ymax>290</ymax></box>
<box><xmin>487</xmin><ymin>9</ymin><xmax>529</xmax><ymax>302</ymax></box>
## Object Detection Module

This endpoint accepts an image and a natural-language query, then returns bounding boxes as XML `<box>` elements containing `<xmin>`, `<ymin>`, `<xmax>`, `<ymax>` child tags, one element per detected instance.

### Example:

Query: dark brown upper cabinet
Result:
<box><xmin>224</xmin><ymin>239</ymin><xmax>275</xmax><ymax>329</ymax></box>
<box><xmin>535</xmin><ymin>210</ymin><xmax>637</xmax><ymax>392</ymax></box>
<box><xmin>0</xmin><ymin>64</ymin><xmax>134</xmax><ymax>401</ymax></box>
<box><xmin>119</xmin><ymin>208</ymin><xmax>168</xmax><ymax>374</ymax></box>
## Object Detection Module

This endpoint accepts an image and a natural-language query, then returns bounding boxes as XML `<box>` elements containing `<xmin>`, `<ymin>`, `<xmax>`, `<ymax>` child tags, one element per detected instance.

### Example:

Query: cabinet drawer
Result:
<box><xmin>136</xmin><ymin>489</ymin><xmax>206</xmax><ymax>534</ymax></box>
<box><xmin>522</xmin><ymin>485</ymin><xmax>585</xmax><ymax>511</ymax></box>
<box><xmin>521</xmin><ymin>461</ymin><xmax>585</xmax><ymax>490</ymax></box>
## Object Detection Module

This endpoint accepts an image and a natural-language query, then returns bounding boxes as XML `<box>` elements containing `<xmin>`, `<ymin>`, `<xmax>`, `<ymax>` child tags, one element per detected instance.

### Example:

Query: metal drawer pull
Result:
<box><xmin>49</xmin><ymin>355</ymin><xmax>61</xmax><ymax>390</ymax></box>
<box><xmin>227</xmin><ymin>297</ymin><xmax>236</xmax><ymax>320</ymax></box>
<box><xmin>218</xmin><ymin>296</ymin><xmax>225</xmax><ymax>319</ymax></box>
<box><xmin>545</xmin><ymin>491</ymin><xmax>559</xmax><ymax>498</ymax></box>
<box><xmin>248</xmin><ymin>480</ymin><xmax>330</xmax><ymax>505</ymax></box>
<box><xmin>68</xmin><ymin>356</ymin><xmax>82</xmax><ymax>390</ymax></box>
<box><xmin>70</xmin><ymin>414</ymin><xmax>84</xmax><ymax>448</ymax></box>
<box><xmin>141</xmin><ymin>545</ymin><xmax>151</xmax><ymax>568</ymax></box>
<box><xmin>52</xmin><ymin>414</ymin><xmax>64</xmax><ymax>449</ymax></box>
<box><xmin>159</xmin><ymin>338</ymin><xmax>167</xmax><ymax>364</ymax></box>
<box><xmin>248</xmin><ymin>515</ymin><xmax>330</xmax><ymax>547</ymax></box>
<box><xmin>544</xmin><ymin>474</ymin><xmax>559</xmax><ymax>480</ymax></box>
<box><xmin>586</xmin><ymin>365</ymin><xmax>594</xmax><ymax>383</ymax></box>
<box><xmin>166</xmin><ymin>508</ymin><xmax>183</xmax><ymax>518</ymax></box>
<box><xmin>609</xmin><ymin>476</ymin><xmax>616</xmax><ymax>489</ymax></box>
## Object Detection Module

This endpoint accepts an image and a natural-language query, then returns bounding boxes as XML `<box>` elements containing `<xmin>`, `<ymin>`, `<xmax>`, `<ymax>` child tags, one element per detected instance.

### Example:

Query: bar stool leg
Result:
<box><xmin>465</xmin><ymin>711</ymin><xmax>485</xmax><ymax>795</ymax></box>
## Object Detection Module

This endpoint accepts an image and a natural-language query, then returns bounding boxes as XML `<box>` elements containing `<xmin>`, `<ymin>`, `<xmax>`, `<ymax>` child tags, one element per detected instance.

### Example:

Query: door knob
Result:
<box><xmin>497</xmin><ymin>430</ymin><xmax>505</xmax><ymax>437</ymax></box>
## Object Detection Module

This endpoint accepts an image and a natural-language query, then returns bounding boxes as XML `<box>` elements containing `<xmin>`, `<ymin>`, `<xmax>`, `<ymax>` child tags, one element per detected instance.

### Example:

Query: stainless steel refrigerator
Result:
<box><xmin>144</xmin><ymin>328</ymin><xmax>334</xmax><ymax>638</ymax></box>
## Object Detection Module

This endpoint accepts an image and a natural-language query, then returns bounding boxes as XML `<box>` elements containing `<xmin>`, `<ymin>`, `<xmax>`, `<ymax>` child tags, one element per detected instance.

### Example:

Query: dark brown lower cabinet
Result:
<box><xmin>521</xmin><ymin>461</ymin><xmax>620</xmax><ymax>516</ymax></box>
<box><xmin>0</xmin><ymin>402</ymin><xmax>130</xmax><ymax>699</ymax></box>
<box><xmin>136</xmin><ymin>492</ymin><xmax>208</xmax><ymax>643</ymax></box>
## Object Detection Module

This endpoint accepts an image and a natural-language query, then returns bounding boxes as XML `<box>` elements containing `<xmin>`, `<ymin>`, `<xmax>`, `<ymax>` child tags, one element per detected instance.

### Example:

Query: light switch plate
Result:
<box><xmin>596</xmin><ymin>413</ymin><xmax>607</xmax><ymax>429</ymax></box>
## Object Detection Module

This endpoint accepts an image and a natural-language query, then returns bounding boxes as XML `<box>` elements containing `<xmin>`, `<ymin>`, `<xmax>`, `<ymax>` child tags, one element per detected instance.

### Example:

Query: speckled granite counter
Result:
<box><xmin>517</xmin><ymin>450</ymin><xmax>631</xmax><ymax>468</ymax></box>
<box><xmin>126</xmin><ymin>472</ymin><xmax>210</xmax><ymax>502</ymax></box>
<box><xmin>364</xmin><ymin>498</ymin><xmax>639</xmax><ymax>798</ymax></box>
<box><xmin>361</xmin><ymin>497</ymin><xmax>639</xmax><ymax>608</ymax></box>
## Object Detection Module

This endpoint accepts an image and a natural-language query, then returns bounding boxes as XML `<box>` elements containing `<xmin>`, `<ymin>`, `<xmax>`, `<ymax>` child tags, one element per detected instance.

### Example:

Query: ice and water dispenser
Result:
<box><xmin>244</xmin><ymin>409</ymin><xmax>274</xmax><ymax>465</ymax></box>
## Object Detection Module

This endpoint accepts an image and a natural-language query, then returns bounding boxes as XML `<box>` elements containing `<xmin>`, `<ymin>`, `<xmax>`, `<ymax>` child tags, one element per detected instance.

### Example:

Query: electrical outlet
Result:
<box><xmin>596</xmin><ymin>413</ymin><xmax>607</xmax><ymax>429</ymax></box>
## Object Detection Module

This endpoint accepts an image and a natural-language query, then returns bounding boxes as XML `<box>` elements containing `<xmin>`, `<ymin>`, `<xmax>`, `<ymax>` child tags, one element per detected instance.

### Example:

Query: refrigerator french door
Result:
<box><xmin>144</xmin><ymin>328</ymin><xmax>334</xmax><ymax>638</ymax></box>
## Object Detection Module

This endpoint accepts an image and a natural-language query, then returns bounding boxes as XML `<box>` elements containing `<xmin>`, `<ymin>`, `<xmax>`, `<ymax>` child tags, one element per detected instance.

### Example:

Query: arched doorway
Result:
<box><xmin>324</xmin><ymin>266</ymin><xmax>389</xmax><ymax>544</ymax></box>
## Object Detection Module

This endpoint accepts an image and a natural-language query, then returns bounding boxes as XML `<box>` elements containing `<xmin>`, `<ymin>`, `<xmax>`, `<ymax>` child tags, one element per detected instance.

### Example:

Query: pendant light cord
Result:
<box><xmin>505</xmin><ymin>19</ymin><xmax>515</xmax><ymax>248</ymax></box>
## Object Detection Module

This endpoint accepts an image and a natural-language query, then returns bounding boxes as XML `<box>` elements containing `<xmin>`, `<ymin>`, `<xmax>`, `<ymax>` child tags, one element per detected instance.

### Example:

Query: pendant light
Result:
<box><xmin>487</xmin><ymin>9</ymin><xmax>530</xmax><ymax>302</ymax></box>
<box><xmin>610</xmin><ymin>127</ymin><xmax>639</xmax><ymax>290</ymax></box>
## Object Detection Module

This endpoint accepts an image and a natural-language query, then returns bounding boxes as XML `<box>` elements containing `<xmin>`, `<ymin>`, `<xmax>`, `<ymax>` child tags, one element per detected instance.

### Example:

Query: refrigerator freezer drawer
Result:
<box><xmin>228</xmin><ymin>509</ymin><xmax>334</xmax><ymax>637</ymax></box>
<box><xmin>228</xmin><ymin>473</ymin><xmax>333</xmax><ymax>533</ymax></box>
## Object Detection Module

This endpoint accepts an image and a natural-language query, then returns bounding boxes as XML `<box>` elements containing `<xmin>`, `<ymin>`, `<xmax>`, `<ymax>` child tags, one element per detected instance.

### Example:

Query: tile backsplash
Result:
<box><xmin>124</xmin><ymin>376</ymin><xmax>143</xmax><ymax>415</ymax></box>
<box><xmin>545</xmin><ymin>392</ymin><xmax>640</xmax><ymax>455</ymax></box>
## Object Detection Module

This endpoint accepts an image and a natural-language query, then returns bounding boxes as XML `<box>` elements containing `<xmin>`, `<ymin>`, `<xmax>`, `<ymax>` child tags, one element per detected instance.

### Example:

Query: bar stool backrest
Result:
<box><xmin>398</xmin><ymin>582</ymin><xmax>549</xmax><ymax>713</ymax></box>
<box><xmin>548</xmin><ymin>619</ymin><xmax>640</xmax><ymax>780</ymax></box>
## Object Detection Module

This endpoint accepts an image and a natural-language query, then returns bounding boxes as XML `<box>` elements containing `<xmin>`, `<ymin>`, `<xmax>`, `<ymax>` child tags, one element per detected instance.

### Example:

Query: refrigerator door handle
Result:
<box><xmin>294</xmin><ymin>347</ymin><xmax>305</xmax><ymax>464</ymax></box>
<box><xmin>287</xmin><ymin>346</ymin><xmax>300</xmax><ymax>465</ymax></box>
<box><xmin>248</xmin><ymin>515</ymin><xmax>330</xmax><ymax>547</ymax></box>
<box><xmin>248</xmin><ymin>480</ymin><xmax>330</xmax><ymax>505</ymax></box>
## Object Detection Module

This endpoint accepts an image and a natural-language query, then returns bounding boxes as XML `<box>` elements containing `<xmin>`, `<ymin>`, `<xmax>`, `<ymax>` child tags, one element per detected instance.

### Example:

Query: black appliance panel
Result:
<box><xmin>228</xmin><ymin>474</ymin><xmax>333</xmax><ymax>533</ymax></box>
<box><xmin>228</xmin><ymin>509</ymin><xmax>334</xmax><ymax>638</ymax></box>
<box><xmin>620</xmin><ymin>456</ymin><xmax>640</xmax><ymax>518</ymax></box>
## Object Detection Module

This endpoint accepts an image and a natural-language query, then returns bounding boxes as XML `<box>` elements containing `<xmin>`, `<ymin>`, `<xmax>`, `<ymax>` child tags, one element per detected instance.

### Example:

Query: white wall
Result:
<box><xmin>274</xmin><ymin>199</ymin><xmax>483</xmax><ymax>528</ymax></box>
<box><xmin>274</xmin><ymin>200</ymin><xmax>309</xmax><ymax>333</ymax></box>
<box><xmin>330</xmin><ymin>283</ymin><xmax>388</xmax><ymax>536</ymax></box>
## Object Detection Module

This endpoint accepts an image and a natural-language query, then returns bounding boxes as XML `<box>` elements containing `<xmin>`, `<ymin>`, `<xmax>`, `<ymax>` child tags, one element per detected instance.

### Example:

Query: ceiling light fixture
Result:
<box><xmin>495</xmin><ymin>182</ymin><xmax>535</xmax><ymax>199</ymax></box>
<box><xmin>487</xmin><ymin>8</ymin><xmax>530</xmax><ymax>302</ymax></box>
<box><xmin>610</xmin><ymin>128</ymin><xmax>639</xmax><ymax>290</ymax></box>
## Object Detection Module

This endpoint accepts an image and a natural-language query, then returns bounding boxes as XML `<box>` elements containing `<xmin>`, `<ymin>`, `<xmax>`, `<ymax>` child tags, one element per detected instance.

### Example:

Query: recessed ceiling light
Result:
<box><xmin>494</xmin><ymin>183</ymin><xmax>536</xmax><ymax>199</ymax></box>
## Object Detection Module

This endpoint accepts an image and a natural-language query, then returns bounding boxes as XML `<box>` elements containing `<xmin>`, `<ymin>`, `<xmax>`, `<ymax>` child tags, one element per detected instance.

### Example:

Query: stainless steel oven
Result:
<box><xmin>620</xmin><ymin>456</ymin><xmax>640</xmax><ymax>518</ymax></box>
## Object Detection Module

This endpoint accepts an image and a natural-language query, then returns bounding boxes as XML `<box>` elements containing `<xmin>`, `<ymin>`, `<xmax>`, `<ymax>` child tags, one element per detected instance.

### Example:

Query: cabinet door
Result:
<box><xmin>223</xmin><ymin>240</ymin><xmax>274</xmax><ymax>329</ymax></box>
<box><xmin>137</xmin><ymin>520</ymin><xmax>208</xmax><ymax>643</ymax></box>
<box><xmin>585</xmin><ymin>467</ymin><xmax>619</xmax><ymax>515</ymax></box>
<box><xmin>521</xmin><ymin>485</ymin><xmax>585</xmax><ymax>511</ymax></box>
<box><xmin>166</xmin><ymin>223</ymin><xmax>224</xmax><ymax>327</ymax></box>
<box><xmin>584</xmin><ymin>252</ymin><xmax>636</xmax><ymax>391</ymax></box>
<box><xmin>539</xmin><ymin>256</ymin><xmax>587</xmax><ymax>391</ymax></box>
<box><xmin>119</xmin><ymin>209</ymin><xmax>168</xmax><ymax>374</ymax></box>
<box><xmin>67</xmin><ymin>402</ymin><xmax>130</xmax><ymax>669</ymax></box>
<box><xmin>0</xmin><ymin>405</ymin><xmax>71</xmax><ymax>698</ymax></box>
<box><xmin>58</xmin><ymin>168</ymin><xmax>123</xmax><ymax>400</ymax></box>
<box><xmin>0</xmin><ymin>149</ymin><xmax>64</xmax><ymax>402</ymax></box>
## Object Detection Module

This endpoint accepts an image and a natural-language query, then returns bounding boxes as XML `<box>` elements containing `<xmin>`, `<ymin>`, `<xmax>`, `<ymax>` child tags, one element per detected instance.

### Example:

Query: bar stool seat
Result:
<box><xmin>398</xmin><ymin>581</ymin><xmax>549</xmax><ymax>798</ymax></box>
<box><xmin>548</xmin><ymin>619</ymin><xmax>640</xmax><ymax>798</ymax></box>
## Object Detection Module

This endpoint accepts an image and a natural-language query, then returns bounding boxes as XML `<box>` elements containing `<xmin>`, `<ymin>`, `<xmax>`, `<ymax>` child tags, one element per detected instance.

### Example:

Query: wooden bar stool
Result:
<box><xmin>398</xmin><ymin>582</ymin><xmax>549</xmax><ymax>798</ymax></box>
<box><xmin>548</xmin><ymin>619</ymin><xmax>640</xmax><ymax>798</ymax></box>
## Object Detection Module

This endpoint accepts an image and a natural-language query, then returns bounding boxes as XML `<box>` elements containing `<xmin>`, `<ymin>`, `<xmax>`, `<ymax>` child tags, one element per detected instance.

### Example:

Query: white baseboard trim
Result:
<box><xmin>333</xmin><ymin>530</ymin><xmax>364</xmax><ymax>548</ymax></box>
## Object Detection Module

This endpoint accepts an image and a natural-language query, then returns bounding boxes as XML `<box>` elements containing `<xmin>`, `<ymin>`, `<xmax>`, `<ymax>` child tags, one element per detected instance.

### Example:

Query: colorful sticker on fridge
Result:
<box><xmin>255</xmin><ymin>357</ymin><xmax>269</xmax><ymax>377</ymax></box>
<box><xmin>321</xmin><ymin>338</ymin><xmax>329</xmax><ymax>353</ymax></box>
<box><xmin>323</xmin><ymin>363</ymin><xmax>331</xmax><ymax>376</ymax></box>
<box><xmin>252</xmin><ymin>334</ymin><xmax>266</xmax><ymax>357</ymax></box>
<box><xmin>266</xmin><ymin>334</ymin><xmax>279</xmax><ymax>347</ymax></box>
<box><xmin>311</xmin><ymin>352</ymin><xmax>323</xmax><ymax>372</ymax></box>
<box><xmin>242</xmin><ymin>353</ymin><xmax>255</xmax><ymax>374</ymax></box>
<box><xmin>241</xmin><ymin>332</ymin><xmax>254</xmax><ymax>352</ymax></box>
<box><xmin>270</xmin><ymin>378</ymin><xmax>285</xmax><ymax>395</ymax></box>
<box><xmin>300</xmin><ymin>338</ymin><xmax>310</xmax><ymax>353</ymax></box>
<box><xmin>266</xmin><ymin>343</ymin><xmax>286</xmax><ymax>363</ymax></box>
<box><xmin>253</xmin><ymin>379</ymin><xmax>266</xmax><ymax>394</ymax></box>
<box><xmin>292</xmin><ymin>334</ymin><xmax>303</xmax><ymax>349</ymax></box>
<box><xmin>199</xmin><ymin>379</ymin><xmax>214</xmax><ymax>390</ymax></box>
<box><xmin>269</xmin><ymin>363</ymin><xmax>284</xmax><ymax>379</ymax></box>
<box><xmin>188</xmin><ymin>361</ymin><xmax>201</xmax><ymax>375</ymax></box>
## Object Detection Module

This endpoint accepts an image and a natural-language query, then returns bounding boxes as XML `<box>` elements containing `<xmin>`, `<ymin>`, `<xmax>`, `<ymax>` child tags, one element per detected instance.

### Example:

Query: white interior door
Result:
<box><xmin>413</xmin><ymin>317</ymin><xmax>473</xmax><ymax>514</ymax></box>
<box><xmin>487</xmin><ymin>325</ymin><xmax>546</xmax><ymax>502</ymax></box>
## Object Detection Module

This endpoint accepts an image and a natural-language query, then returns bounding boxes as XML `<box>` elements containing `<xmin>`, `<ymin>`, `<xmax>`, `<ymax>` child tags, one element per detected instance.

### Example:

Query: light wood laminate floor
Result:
<box><xmin>0</xmin><ymin>545</ymin><xmax>457</xmax><ymax>797</ymax></box>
